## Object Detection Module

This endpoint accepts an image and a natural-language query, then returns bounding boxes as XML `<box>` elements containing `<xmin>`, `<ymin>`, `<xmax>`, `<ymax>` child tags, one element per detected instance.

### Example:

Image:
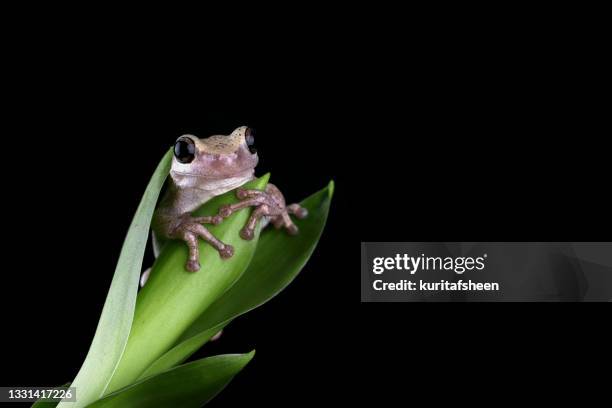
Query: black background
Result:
<box><xmin>1</xmin><ymin>17</ymin><xmax>609</xmax><ymax>406</ymax></box>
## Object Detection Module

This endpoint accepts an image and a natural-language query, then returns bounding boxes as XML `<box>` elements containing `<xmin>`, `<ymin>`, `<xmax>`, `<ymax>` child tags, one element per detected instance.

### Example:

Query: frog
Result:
<box><xmin>146</xmin><ymin>126</ymin><xmax>308</xmax><ymax>279</ymax></box>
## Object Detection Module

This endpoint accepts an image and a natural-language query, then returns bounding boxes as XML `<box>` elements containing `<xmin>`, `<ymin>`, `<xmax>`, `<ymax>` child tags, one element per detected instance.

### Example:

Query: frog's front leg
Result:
<box><xmin>218</xmin><ymin>183</ymin><xmax>308</xmax><ymax>240</ymax></box>
<box><xmin>154</xmin><ymin>212</ymin><xmax>234</xmax><ymax>272</ymax></box>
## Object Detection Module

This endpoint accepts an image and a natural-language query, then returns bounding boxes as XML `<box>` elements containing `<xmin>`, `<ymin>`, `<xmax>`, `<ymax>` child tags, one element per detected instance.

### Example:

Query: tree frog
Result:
<box><xmin>149</xmin><ymin>126</ymin><xmax>307</xmax><ymax>275</ymax></box>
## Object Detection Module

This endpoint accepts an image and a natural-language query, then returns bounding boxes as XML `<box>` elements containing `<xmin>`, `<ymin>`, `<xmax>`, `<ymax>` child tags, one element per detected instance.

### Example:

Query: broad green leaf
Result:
<box><xmin>89</xmin><ymin>352</ymin><xmax>254</xmax><ymax>408</ymax></box>
<box><xmin>138</xmin><ymin>181</ymin><xmax>334</xmax><ymax>378</ymax></box>
<box><xmin>57</xmin><ymin>149</ymin><xmax>173</xmax><ymax>408</ymax></box>
<box><xmin>106</xmin><ymin>175</ymin><xmax>269</xmax><ymax>394</ymax></box>
<box><xmin>138</xmin><ymin>322</ymin><xmax>228</xmax><ymax>380</ymax></box>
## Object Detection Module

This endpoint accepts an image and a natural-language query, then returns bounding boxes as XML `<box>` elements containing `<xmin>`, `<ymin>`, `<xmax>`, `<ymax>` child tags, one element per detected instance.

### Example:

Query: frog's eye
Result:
<box><xmin>245</xmin><ymin>127</ymin><xmax>257</xmax><ymax>154</ymax></box>
<box><xmin>174</xmin><ymin>136</ymin><xmax>196</xmax><ymax>163</ymax></box>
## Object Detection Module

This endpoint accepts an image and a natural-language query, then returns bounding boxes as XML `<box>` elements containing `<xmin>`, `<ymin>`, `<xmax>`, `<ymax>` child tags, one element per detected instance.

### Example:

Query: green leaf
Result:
<box><xmin>105</xmin><ymin>175</ymin><xmax>269</xmax><ymax>394</ymax></box>
<box><xmin>57</xmin><ymin>149</ymin><xmax>173</xmax><ymax>408</ymax></box>
<box><xmin>89</xmin><ymin>352</ymin><xmax>254</xmax><ymax>408</ymax></box>
<box><xmin>138</xmin><ymin>322</ymin><xmax>227</xmax><ymax>380</ymax></box>
<box><xmin>32</xmin><ymin>401</ymin><xmax>59</xmax><ymax>408</ymax></box>
<box><xmin>139</xmin><ymin>181</ymin><xmax>334</xmax><ymax>378</ymax></box>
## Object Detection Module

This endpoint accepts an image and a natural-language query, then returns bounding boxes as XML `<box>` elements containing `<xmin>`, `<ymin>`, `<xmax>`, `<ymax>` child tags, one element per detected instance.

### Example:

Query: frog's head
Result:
<box><xmin>170</xmin><ymin>126</ymin><xmax>259</xmax><ymax>187</ymax></box>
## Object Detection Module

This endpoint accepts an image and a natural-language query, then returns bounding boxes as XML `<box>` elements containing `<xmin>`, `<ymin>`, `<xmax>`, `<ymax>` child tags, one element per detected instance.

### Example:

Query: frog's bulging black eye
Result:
<box><xmin>174</xmin><ymin>137</ymin><xmax>196</xmax><ymax>163</ymax></box>
<box><xmin>245</xmin><ymin>127</ymin><xmax>257</xmax><ymax>154</ymax></box>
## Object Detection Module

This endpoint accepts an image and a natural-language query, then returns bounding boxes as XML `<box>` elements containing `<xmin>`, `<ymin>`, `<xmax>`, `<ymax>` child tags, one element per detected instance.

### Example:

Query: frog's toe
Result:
<box><xmin>236</xmin><ymin>188</ymin><xmax>249</xmax><ymax>199</ymax></box>
<box><xmin>240</xmin><ymin>227</ymin><xmax>255</xmax><ymax>240</ymax></box>
<box><xmin>287</xmin><ymin>224</ymin><xmax>299</xmax><ymax>235</ymax></box>
<box><xmin>287</xmin><ymin>203</ymin><xmax>308</xmax><ymax>219</ymax></box>
<box><xmin>186</xmin><ymin>259</ymin><xmax>201</xmax><ymax>272</ymax></box>
<box><xmin>219</xmin><ymin>244</ymin><xmax>234</xmax><ymax>258</ymax></box>
<box><xmin>219</xmin><ymin>205</ymin><xmax>232</xmax><ymax>218</ymax></box>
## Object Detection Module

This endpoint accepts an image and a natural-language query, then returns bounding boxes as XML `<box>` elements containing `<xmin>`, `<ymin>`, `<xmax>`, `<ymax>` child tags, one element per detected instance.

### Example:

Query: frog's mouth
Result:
<box><xmin>171</xmin><ymin>167</ymin><xmax>256</xmax><ymax>180</ymax></box>
<box><xmin>171</xmin><ymin>167</ymin><xmax>256</xmax><ymax>191</ymax></box>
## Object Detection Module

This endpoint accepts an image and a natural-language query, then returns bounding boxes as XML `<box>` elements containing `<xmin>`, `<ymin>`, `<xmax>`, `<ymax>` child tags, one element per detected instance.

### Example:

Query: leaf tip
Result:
<box><xmin>327</xmin><ymin>180</ymin><xmax>335</xmax><ymax>198</ymax></box>
<box><xmin>260</xmin><ymin>172</ymin><xmax>271</xmax><ymax>184</ymax></box>
<box><xmin>233</xmin><ymin>350</ymin><xmax>256</xmax><ymax>371</ymax></box>
<box><xmin>237</xmin><ymin>350</ymin><xmax>256</xmax><ymax>367</ymax></box>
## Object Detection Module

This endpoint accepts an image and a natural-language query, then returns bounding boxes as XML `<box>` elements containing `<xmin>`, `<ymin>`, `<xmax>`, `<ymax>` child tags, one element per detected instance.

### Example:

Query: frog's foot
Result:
<box><xmin>173</xmin><ymin>214</ymin><xmax>234</xmax><ymax>272</ymax></box>
<box><xmin>218</xmin><ymin>183</ymin><xmax>307</xmax><ymax>240</ymax></box>
<box><xmin>271</xmin><ymin>203</ymin><xmax>308</xmax><ymax>235</ymax></box>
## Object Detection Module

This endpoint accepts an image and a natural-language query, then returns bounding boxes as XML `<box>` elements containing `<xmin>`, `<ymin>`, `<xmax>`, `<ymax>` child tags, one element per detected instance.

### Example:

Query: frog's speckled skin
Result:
<box><xmin>151</xmin><ymin>126</ymin><xmax>307</xmax><ymax>273</ymax></box>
